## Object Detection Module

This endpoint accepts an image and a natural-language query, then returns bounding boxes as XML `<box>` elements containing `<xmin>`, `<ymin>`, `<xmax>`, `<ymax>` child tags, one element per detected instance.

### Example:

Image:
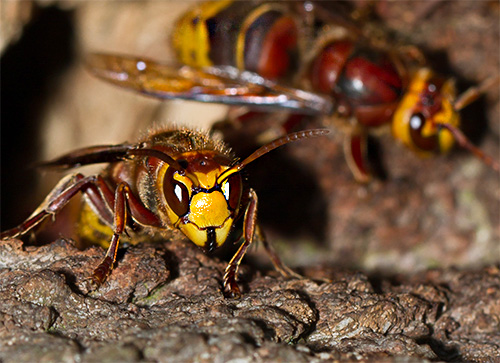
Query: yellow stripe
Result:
<box><xmin>235</xmin><ymin>4</ymin><xmax>276</xmax><ymax>71</ymax></box>
<box><xmin>173</xmin><ymin>7</ymin><xmax>195</xmax><ymax>65</ymax></box>
<box><xmin>173</xmin><ymin>0</ymin><xmax>233</xmax><ymax>67</ymax></box>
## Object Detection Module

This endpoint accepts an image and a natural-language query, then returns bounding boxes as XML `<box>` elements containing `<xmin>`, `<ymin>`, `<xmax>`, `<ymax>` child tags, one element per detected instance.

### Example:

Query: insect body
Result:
<box><xmin>173</xmin><ymin>0</ymin><xmax>299</xmax><ymax>80</ymax></box>
<box><xmin>1</xmin><ymin>128</ymin><xmax>328</xmax><ymax>298</ymax></box>
<box><xmin>87</xmin><ymin>0</ymin><xmax>499</xmax><ymax>181</ymax></box>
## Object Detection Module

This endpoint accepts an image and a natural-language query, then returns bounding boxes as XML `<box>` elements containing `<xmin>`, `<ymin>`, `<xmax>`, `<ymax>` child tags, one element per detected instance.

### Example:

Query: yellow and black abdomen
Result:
<box><xmin>77</xmin><ymin>201</ymin><xmax>160</xmax><ymax>249</ymax></box>
<box><xmin>173</xmin><ymin>0</ymin><xmax>299</xmax><ymax>80</ymax></box>
<box><xmin>77</xmin><ymin>202</ymin><xmax>116</xmax><ymax>249</ymax></box>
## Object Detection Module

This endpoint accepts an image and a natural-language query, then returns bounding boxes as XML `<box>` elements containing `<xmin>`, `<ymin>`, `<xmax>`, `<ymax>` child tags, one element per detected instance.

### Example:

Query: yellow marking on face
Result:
<box><xmin>392</xmin><ymin>68</ymin><xmax>430</xmax><ymax>153</ymax></box>
<box><xmin>157</xmin><ymin>158</ymin><xmax>235</xmax><ymax>250</ymax></box>
<box><xmin>174</xmin><ymin>172</ymin><xmax>195</xmax><ymax>189</ymax></box>
<box><xmin>189</xmin><ymin>191</ymin><xmax>230</xmax><ymax>228</ymax></box>
<box><xmin>392</xmin><ymin>68</ymin><xmax>459</xmax><ymax>156</ymax></box>
<box><xmin>180</xmin><ymin>215</ymin><xmax>234</xmax><ymax>249</ymax></box>
<box><xmin>163</xmin><ymin>187</ymin><xmax>234</xmax><ymax>249</ymax></box>
<box><xmin>193</xmin><ymin>166</ymin><xmax>228</xmax><ymax>189</ymax></box>
<box><xmin>215</xmin><ymin>219</ymin><xmax>233</xmax><ymax>246</ymax></box>
<box><xmin>435</xmin><ymin>79</ymin><xmax>459</xmax><ymax>153</ymax></box>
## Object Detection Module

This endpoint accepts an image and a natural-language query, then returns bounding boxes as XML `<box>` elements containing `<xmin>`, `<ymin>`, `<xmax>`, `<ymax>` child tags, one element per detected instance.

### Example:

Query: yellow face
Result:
<box><xmin>158</xmin><ymin>152</ymin><xmax>242</xmax><ymax>252</ymax></box>
<box><xmin>392</xmin><ymin>68</ymin><xmax>460</xmax><ymax>157</ymax></box>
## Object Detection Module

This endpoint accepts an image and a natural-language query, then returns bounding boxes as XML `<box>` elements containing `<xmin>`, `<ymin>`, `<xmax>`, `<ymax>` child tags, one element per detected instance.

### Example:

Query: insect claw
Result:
<box><xmin>223</xmin><ymin>280</ymin><xmax>242</xmax><ymax>299</ymax></box>
<box><xmin>278</xmin><ymin>266</ymin><xmax>304</xmax><ymax>280</ymax></box>
<box><xmin>91</xmin><ymin>255</ymin><xmax>114</xmax><ymax>286</ymax></box>
<box><xmin>79</xmin><ymin>275</ymin><xmax>101</xmax><ymax>293</ymax></box>
<box><xmin>223</xmin><ymin>264</ymin><xmax>243</xmax><ymax>298</ymax></box>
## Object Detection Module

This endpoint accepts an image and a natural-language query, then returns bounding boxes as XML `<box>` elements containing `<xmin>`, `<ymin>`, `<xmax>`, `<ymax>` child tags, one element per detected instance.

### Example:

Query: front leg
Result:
<box><xmin>343</xmin><ymin>125</ymin><xmax>372</xmax><ymax>183</ymax></box>
<box><xmin>91</xmin><ymin>182</ymin><xmax>162</xmax><ymax>285</ymax></box>
<box><xmin>222</xmin><ymin>188</ymin><xmax>304</xmax><ymax>298</ymax></box>
<box><xmin>91</xmin><ymin>182</ymin><xmax>128</xmax><ymax>285</ymax></box>
<box><xmin>223</xmin><ymin>188</ymin><xmax>259</xmax><ymax>298</ymax></box>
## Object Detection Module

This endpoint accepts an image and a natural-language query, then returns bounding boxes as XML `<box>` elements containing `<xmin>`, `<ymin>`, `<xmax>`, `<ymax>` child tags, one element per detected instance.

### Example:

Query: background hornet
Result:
<box><xmin>87</xmin><ymin>0</ymin><xmax>499</xmax><ymax>182</ymax></box>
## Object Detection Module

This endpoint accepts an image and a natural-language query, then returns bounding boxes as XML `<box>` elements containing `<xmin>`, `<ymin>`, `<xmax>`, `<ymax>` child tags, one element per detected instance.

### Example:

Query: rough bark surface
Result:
<box><xmin>1</xmin><ymin>237</ymin><xmax>499</xmax><ymax>362</ymax></box>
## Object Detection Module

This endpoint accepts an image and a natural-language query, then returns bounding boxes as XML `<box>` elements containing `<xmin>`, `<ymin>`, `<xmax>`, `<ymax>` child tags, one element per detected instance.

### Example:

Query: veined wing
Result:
<box><xmin>87</xmin><ymin>53</ymin><xmax>333</xmax><ymax>115</ymax></box>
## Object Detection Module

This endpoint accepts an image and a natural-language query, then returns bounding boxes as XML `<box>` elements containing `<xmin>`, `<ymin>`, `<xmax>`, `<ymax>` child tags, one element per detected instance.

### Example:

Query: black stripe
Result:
<box><xmin>243</xmin><ymin>10</ymin><xmax>282</xmax><ymax>73</ymax></box>
<box><xmin>205</xmin><ymin>227</ymin><xmax>217</xmax><ymax>253</ymax></box>
<box><xmin>206</xmin><ymin>2</ymin><xmax>255</xmax><ymax>67</ymax></box>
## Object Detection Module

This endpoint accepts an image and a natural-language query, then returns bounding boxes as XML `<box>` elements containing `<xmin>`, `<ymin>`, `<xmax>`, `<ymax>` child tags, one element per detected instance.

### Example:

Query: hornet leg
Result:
<box><xmin>91</xmin><ymin>182</ymin><xmax>161</xmax><ymax>285</ymax></box>
<box><xmin>1</xmin><ymin>174</ymin><xmax>104</xmax><ymax>239</ymax></box>
<box><xmin>223</xmin><ymin>188</ymin><xmax>259</xmax><ymax>298</ymax></box>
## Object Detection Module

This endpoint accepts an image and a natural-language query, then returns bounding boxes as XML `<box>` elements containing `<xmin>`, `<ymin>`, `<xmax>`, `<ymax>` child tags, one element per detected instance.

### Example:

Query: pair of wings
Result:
<box><xmin>87</xmin><ymin>53</ymin><xmax>333</xmax><ymax>116</ymax></box>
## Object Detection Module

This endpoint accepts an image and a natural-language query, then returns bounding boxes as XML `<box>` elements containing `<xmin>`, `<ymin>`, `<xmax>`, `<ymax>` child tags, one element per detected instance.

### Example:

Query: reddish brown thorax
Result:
<box><xmin>309</xmin><ymin>40</ymin><xmax>404</xmax><ymax>127</ymax></box>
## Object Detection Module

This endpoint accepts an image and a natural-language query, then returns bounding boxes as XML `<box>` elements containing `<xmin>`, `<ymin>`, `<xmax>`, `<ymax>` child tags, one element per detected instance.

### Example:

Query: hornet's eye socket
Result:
<box><xmin>409</xmin><ymin>112</ymin><xmax>439</xmax><ymax>152</ymax></box>
<box><xmin>221</xmin><ymin>174</ymin><xmax>243</xmax><ymax>211</ymax></box>
<box><xmin>164</xmin><ymin>172</ymin><xmax>190</xmax><ymax>217</ymax></box>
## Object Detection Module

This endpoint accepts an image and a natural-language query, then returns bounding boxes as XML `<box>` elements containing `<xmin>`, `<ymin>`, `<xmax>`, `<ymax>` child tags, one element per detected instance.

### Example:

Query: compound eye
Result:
<box><xmin>221</xmin><ymin>174</ymin><xmax>242</xmax><ymax>211</ymax></box>
<box><xmin>164</xmin><ymin>174</ymin><xmax>190</xmax><ymax>217</ymax></box>
<box><xmin>409</xmin><ymin>112</ymin><xmax>439</xmax><ymax>152</ymax></box>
